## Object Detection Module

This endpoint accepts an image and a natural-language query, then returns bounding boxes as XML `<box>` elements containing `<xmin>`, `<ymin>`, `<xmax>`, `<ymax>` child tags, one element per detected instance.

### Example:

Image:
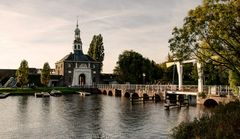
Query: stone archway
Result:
<box><xmin>79</xmin><ymin>74</ymin><xmax>86</xmax><ymax>85</ymax></box>
<box><xmin>124</xmin><ymin>92</ymin><xmax>130</xmax><ymax>98</ymax></box>
<box><xmin>204</xmin><ymin>99</ymin><xmax>218</xmax><ymax>107</ymax></box>
<box><xmin>132</xmin><ymin>93</ymin><xmax>139</xmax><ymax>99</ymax></box>
<box><xmin>108</xmin><ymin>91</ymin><xmax>113</xmax><ymax>96</ymax></box>
<box><xmin>103</xmin><ymin>90</ymin><xmax>107</xmax><ymax>95</ymax></box>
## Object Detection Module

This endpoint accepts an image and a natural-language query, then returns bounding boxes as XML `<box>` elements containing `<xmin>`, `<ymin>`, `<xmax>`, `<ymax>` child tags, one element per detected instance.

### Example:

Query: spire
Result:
<box><xmin>76</xmin><ymin>16</ymin><xmax>79</xmax><ymax>28</ymax></box>
<box><xmin>73</xmin><ymin>19</ymin><xmax>82</xmax><ymax>54</ymax></box>
<box><xmin>74</xmin><ymin>16</ymin><xmax>80</xmax><ymax>34</ymax></box>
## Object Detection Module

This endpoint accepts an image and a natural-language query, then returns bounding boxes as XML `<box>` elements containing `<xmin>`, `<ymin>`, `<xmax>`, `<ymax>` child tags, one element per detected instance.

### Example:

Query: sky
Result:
<box><xmin>0</xmin><ymin>0</ymin><xmax>202</xmax><ymax>73</ymax></box>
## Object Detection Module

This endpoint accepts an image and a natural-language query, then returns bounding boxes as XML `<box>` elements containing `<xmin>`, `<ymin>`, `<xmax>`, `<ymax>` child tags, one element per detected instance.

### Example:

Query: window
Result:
<box><xmin>68</xmin><ymin>63</ymin><xmax>71</xmax><ymax>68</ymax></box>
<box><xmin>68</xmin><ymin>70</ymin><xmax>72</xmax><ymax>73</ymax></box>
<box><xmin>74</xmin><ymin>45</ymin><xmax>77</xmax><ymax>49</ymax></box>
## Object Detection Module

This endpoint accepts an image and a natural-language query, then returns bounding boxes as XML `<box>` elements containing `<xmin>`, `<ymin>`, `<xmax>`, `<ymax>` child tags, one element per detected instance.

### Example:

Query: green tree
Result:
<box><xmin>88</xmin><ymin>34</ymin><xmax>104</xmax><ymax>71</ymax></box>
<box><xmin>41</xmin><ymin>62</ymin><xmax>51</xmax><ymax>86</ymax></box>
<box><xmin>113</xmin><ymin>50</ymin><xmax>162</xmax><ymax>84</ymax></box>
<box><xmin>16</xmin><ymin>60</ymin><xmax>29</xmax><ymax>88</ymax></box>
<box><xmin>229</xmin><ymin>70</ymin><xmax>239</xmax><ymax>95</ymax></box>
<box><xmin>169</xmin><ymin>0</ymin><xmax>240</xmax><ymax>88</ymax></box>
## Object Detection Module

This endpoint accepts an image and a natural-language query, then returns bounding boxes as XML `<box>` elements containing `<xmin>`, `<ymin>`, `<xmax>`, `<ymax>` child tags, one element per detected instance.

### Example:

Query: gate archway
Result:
<box><xmin>79</xmin><ymin>74</ymin><xmax>86</xmax><ymax>85</ymax></box>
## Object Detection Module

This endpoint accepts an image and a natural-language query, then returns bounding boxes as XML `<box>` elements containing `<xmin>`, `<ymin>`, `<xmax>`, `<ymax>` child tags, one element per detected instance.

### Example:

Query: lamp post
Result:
<box><xmin>143</xmin><ymin>73</ymin><xmax>146</xmax><ymax>84</ymax></box>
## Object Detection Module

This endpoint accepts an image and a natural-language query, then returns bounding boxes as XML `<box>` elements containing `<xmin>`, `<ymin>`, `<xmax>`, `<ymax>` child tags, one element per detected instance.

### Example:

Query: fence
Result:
<box><xmin>96</xmin><ymin>84</ymin><xmax>240</xmax><ymax>97</ymax></box>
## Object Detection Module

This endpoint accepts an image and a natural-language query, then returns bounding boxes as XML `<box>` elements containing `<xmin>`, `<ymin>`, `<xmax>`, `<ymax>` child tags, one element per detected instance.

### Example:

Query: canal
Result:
<box><xmin>0</xmin><ymin>94</ymin><xmax>206</xmax><ymax>139</ymax></box>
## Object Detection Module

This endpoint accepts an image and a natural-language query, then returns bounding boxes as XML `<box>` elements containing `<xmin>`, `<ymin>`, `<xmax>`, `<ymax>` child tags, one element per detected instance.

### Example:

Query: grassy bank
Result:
<box><xmin>0</xmin><ymin>87</ymin><xmax>95</xmax><ymax>95</ymax></box>
<box><xmin>172</xmin><ymin>100</ymin><xmax>240</xmax><ymax>139</ymax></box>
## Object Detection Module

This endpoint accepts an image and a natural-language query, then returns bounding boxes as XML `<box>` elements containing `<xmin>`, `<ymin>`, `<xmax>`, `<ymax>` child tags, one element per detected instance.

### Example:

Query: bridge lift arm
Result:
<box><xmin>166</xmin><ymin>60</ymin><xmax>203</xmax><ymax>93</ymax></box>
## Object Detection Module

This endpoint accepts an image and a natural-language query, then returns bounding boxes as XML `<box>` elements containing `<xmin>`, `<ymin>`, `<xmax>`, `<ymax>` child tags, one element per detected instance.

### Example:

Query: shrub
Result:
<box><xmin>198</xmin><ymin>92</ymin><xmax>206</xmax><ymax>99</ymax></box>
<box><xmin>172</xmin><ymin>100</ymin><xmax>240</xmax><ymax>139</ymax></box>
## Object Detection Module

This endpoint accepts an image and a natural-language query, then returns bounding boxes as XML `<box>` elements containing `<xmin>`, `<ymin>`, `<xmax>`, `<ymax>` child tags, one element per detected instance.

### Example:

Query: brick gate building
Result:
<box><xmin>55</xmin><ymin>22</ymin><xmax>101</xmax><ymax>86</ymax></box>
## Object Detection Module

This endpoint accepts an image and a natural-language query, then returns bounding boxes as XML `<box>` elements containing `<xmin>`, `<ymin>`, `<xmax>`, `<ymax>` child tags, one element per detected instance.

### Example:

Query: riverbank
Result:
<box><xmin>172</xmin><ymin>100</ymin><xmax>240</xmax><ymax>139</ymax></box>
<box><xmin>0</xmin><ymin>87</ymin><xmax>98</xmax><ymax>95</ymax></box>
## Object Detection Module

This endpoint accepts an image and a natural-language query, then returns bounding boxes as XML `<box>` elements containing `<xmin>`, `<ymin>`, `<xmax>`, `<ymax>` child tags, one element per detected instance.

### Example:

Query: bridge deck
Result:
<box><xmin>166</xmin><ymin>91</ymin><xmax>197</xmax><ymax>96</ymax></box>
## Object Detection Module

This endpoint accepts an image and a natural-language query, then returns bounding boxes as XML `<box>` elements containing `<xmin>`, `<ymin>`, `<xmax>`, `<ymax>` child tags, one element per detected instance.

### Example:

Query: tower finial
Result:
<box><xmin>76</xmin><ymin>16</ymin><xmax>79</xmax><ymax>27</ymax></box>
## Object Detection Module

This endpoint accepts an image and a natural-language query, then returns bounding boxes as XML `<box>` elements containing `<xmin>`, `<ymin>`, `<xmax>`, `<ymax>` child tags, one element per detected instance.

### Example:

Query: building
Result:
<box><xmin>0</xmin><ymin>68</ymin><xmax>61</xmax><ymax>87</ymax></box>
<box><xmin>55</xmin><ymin>22</ymin><xmax>101</xmax><ymax>86</ymax></box>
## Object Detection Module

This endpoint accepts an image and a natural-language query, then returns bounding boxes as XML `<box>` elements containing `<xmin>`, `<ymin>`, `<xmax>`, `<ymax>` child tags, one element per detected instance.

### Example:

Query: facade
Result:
<box><xmin>55</xmin><ymin>22</ymin><xmax>101</xmax><ymax>86</ymax></box>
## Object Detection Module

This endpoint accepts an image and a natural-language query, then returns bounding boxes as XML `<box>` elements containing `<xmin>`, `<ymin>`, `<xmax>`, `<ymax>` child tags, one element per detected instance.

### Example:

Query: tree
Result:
<box><xmin>113</xmin><ymin>50</ymin><xmax>162</xmax><ymax>84</ymax></box>
<box><xmin>229</xmin><ymin>70</ymin><xmax>240</xmax><ymax>95</ymax></box>
<box><xmin>169</xmin><ymin>0</ymin><xmax>240</xmax><ymax>88</ymax></box>
<box><xmin>16</xmin><ymin>60</ymin><xmax>29</xmax><ymax>88</ymax></box>
<box><xmin>172</xmin><ymin>101</ymin><xmax>240</xmax><ymax>139</ymax></box>
<box><xmin>41</xmin><ymin>62</ymin><xmax>51</xmax><ymax>86</ymax></box>
<box><xmin>88</xmin><ymin>34</ymin><xmax>104</xmax><ymax>71</ymax></box>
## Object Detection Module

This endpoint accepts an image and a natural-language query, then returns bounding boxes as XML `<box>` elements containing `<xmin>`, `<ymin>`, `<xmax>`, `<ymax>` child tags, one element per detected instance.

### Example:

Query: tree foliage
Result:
<box><xmin>88</xmin><ymin>34</ymin><xmax>104</xmax><ymax>71</ymax></box>
<box><xmin>16</xmin><ymin>60</ymin><xmax>29</xmax><ymax>87</ymax></box>
<box><xmin>172</xmin><ymin>100</ymin><xmax>240</xmax><ymax>139</ymax></box>
<box><xmin>229</xmin><ymin>70</ymin><xmax>240</xmax><ymax>95</ymax></box>
<box><xmin>113</xmin><ymin>50</ymin><xmax>162</xmax><ymax>84</ymax></box>
<box><xmin>169</xmin><ymin>0</ymin><xmax>240</xmax><ymax>79</ymax></box>
<box><xmin>41</xmin><ymin>62</ymin><xmax>51</xmax><ymax>86</ymax></box>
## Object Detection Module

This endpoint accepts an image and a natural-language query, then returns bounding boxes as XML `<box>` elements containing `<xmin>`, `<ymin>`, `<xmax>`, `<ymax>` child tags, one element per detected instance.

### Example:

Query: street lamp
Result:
<box><xmin>143</xmin><ymin>73</ymin><xmax>146</xmax><ymax>84</ymax></box>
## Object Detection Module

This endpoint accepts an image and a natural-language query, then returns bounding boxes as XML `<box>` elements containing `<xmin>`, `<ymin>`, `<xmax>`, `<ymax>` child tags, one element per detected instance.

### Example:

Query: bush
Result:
<box><xmin>198</xmin><ymin>92</ymin><xmax>206</xmax><ymax>98</ymax></box>
<box><xmin>172</xmin><ymin>100</ymin><xmax>240</xmax><ymax>139</ymax></box>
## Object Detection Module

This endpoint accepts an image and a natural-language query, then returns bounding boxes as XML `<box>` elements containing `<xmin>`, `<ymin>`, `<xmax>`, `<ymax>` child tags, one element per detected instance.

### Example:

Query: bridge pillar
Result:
<box><xmin>176</xmin><ymin>62</ymin><xmax>183</xmax><ymax>90</ymax></box>
<box><xmin>197</xmin><ymin>62</ymin><xmax>203</xmax><ymax>93</ymax></box>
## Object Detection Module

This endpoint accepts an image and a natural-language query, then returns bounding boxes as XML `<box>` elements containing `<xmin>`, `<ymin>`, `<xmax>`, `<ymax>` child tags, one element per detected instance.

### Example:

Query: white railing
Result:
<box><xmin>96</xmin><ymin>84</ymin><xmax>240</xmax><ymax>97</ymax></box>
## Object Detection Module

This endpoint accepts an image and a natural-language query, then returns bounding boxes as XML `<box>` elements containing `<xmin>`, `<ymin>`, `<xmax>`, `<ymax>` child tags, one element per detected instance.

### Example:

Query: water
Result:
<box><xmin>0</xmin><ymin>95</ymin><xmax>205</xmax><ymax>139</ymax></box>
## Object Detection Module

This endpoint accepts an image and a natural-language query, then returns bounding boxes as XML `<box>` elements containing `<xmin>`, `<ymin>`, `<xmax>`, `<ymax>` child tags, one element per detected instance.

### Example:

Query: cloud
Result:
<box><xmin>0</xmin><ymin>0</ymin><xmax>202</xmax><ymax>73</ymax></box>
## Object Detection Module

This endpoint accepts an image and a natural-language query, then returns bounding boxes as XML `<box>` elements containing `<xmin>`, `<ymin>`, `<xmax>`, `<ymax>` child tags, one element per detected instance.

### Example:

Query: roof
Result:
<box><xmin>56</xmin><ymin>52</ymin><xmax>98</xmax><ymax>63</ymax></box>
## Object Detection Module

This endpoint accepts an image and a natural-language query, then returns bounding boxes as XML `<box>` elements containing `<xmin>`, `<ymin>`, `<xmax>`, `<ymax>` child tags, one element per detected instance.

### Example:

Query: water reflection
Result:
<box><xmin>0</xmin><ymin>95</ymin><xmax>205</xmax><ymax>139</ymax></box>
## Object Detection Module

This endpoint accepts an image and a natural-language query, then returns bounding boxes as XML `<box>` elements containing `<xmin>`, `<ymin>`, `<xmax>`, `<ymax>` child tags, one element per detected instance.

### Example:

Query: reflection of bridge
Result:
<box><xmin>96</xmin><ymin>84</ymin><xmax>239</xmax><ymax>106</ymax></box>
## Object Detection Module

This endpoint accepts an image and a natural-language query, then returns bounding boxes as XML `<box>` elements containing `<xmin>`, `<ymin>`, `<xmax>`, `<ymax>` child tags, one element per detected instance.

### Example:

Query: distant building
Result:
<box><xmin>0</xmin><ymin>68</ymin><xmax>61</xmax><ymax>87</ymax></box>
<box><xmin>55</xmin><ymin>22</ymin><xmax>101</xmax><ymax>86</ymax></box>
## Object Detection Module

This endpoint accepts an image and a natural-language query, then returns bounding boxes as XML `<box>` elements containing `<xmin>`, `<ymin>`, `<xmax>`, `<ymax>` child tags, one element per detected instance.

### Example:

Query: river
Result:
<box><xmin>0</xmin><ymin>94</ymin><xmax>206</xmax><ymax>139</ymax></box>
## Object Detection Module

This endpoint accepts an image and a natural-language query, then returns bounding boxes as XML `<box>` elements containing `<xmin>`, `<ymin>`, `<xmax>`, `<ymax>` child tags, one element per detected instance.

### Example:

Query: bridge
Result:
<box><xmin>96</xmin><ymin>84</ymin><xmax>240</xmax><ymax>106</ymax></box>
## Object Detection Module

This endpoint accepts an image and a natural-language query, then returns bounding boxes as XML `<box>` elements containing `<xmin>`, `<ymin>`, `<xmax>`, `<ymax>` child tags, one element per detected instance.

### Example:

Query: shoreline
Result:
<box><xmin>0</xmin><ymin>87</ymin><xmax>99</xmax><ymax>96</ymax></box>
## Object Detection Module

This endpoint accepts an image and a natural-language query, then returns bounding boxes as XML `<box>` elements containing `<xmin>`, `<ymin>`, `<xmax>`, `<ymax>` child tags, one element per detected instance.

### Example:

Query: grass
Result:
<box><xmin>0</xmin><ymin>87</ymin><xmax>93</xmax><ymax>95</ymax></box>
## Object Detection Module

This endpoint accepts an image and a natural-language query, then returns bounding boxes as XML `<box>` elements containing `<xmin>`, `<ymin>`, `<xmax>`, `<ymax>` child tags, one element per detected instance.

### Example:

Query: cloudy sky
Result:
<box><xmin>0</xmin><ymin>0</ymin><xmax>201</xmax><ymax>73</ymax></box>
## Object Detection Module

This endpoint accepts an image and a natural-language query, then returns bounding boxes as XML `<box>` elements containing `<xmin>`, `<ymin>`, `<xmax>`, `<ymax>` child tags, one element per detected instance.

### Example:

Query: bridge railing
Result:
<box><xmin>97</xmin><ymin>84</ymin><xmax>200</xmax><ymax>91</ymax></box>
<box><xmin>97</xmin><ymin>84</ymin><xmax>181</xmax><ymax>91</ymax></box>
<box><xmin>96</xmin><ymin>84</ymin><xmax>240</xmax><ymax>97</ymax></box>
<box><xmin>205</xmin><ymin>85</ymin><xmax>240</xmax><ymax>96</ymax></box>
